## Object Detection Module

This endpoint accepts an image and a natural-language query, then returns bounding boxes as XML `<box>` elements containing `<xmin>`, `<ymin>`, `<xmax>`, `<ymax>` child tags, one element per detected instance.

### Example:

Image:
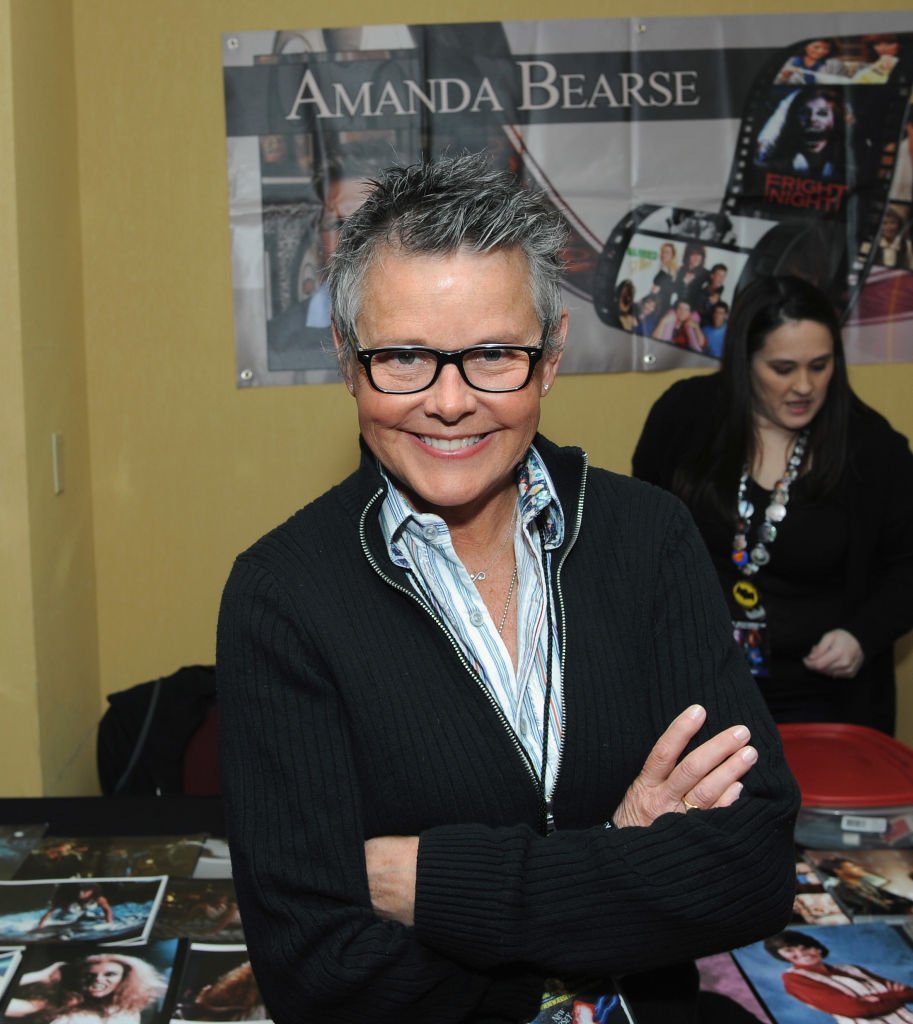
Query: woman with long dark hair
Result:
<box><xmin>633</xmin><ymin>275</ymin><xmax>913</xmax><ymax>731</ymax></box>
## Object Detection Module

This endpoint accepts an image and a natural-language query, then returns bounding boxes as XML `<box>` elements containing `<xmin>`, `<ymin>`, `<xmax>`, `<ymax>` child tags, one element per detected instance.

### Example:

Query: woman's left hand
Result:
<box><xmin>803</xmin><ymin>629</ymin><xmax>864</xmax><ymax>679</ymax></box>
<box><xmin>612</xmin><ymin>704</ymin><xmax>756</xmax><ymax>828</ymax></box>
<box><xmin>364</xmin><ymin>836</ymin><xmax>419</xmax><ymax>925</ymax></box>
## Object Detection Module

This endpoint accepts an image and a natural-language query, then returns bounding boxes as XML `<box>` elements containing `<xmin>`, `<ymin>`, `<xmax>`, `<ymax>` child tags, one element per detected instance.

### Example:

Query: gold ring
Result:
<box><xmin>681</xmin><ymin>797</ymin><xmax>701</xmax><ymax>812</ymax></box>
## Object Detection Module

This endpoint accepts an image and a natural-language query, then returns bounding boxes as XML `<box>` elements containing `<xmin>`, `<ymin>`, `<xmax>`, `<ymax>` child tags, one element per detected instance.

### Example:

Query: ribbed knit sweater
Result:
<box><xmin>216</xmin><ymin>433</ymin><xmax>799</xmax><ymax>1024</ymax></box>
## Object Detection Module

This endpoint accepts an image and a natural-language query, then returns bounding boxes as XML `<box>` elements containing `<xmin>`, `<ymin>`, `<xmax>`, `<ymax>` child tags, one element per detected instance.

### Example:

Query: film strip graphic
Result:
<box><xmin>595</xmin><ymin>31</ymin><xmax>913</xmax><ymax>359</ymax></box>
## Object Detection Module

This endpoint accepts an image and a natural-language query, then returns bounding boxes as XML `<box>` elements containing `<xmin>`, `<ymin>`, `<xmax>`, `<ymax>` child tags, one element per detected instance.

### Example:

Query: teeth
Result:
<box><xmin>420</xmin><ymin>435</ymin><xmax>484</xmax><ymax>451</ymax></box>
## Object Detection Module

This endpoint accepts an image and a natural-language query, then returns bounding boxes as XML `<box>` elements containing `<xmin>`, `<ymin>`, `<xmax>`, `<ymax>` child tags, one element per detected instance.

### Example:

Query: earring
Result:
<box><xmin>543</xmin><ymin>383</ymin><xmax>550</xmax><ymax>393</ymax></box>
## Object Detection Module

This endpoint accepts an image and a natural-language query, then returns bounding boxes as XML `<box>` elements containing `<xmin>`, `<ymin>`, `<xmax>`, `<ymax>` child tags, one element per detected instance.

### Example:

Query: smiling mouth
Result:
<box><xmin>418</xmin><ymin>434</ymin><xmax>485</xmax><ymax>451</ymax></box>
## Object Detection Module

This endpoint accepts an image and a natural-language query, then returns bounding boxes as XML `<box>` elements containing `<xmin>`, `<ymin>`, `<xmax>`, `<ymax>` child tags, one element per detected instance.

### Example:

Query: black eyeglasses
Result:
<box><xmin>354</xmin><ymin>343</ymin><xmax>546</xmax><ymax>394</ymax></box>
<box><xmin>352</xmin><ymin>324</ymin><xmax>551</xmax><ymax>395</ymax></box>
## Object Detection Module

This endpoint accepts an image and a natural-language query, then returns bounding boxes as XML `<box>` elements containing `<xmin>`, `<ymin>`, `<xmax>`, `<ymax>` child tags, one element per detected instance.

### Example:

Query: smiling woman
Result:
<box><xmin>633</xmin><ymin>275</ymin><xmax>913</xmax><ymax>732</ymax></box>
<box><xmin>217</xmin><ymin>154</ymin><xmax>799</xmax><ymax>1024</ymax></box>
<box><xmin>765</xmin><ymin>930</ymin><xmax>913</xmax><ymax>1022</ymax></box>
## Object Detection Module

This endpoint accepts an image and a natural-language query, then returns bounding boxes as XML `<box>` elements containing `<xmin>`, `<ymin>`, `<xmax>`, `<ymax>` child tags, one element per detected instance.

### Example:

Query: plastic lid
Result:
<box><xmin>778</xmin><ymin>723</ymin><xmax>913</xmax><ymax>808</ymax></box>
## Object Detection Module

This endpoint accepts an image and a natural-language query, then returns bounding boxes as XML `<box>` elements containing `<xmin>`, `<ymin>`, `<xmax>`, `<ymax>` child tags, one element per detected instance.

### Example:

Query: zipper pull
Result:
<box><xmin>545</xmin><ymin>799</ymin><xmax>556</xmax><ymax>834</ymax></box>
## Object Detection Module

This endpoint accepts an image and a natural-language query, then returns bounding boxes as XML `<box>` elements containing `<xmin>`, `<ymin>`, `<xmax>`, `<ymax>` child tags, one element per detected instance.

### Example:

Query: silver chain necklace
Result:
<box><xmin>497</xmin><ymin>566</ymin><xmax>518</xmax><ymax>634</ymax></box>
<box><xmin>469</xmin><ymin>507</ymin><xmax>518</xmax><ymax>583</ymax></box>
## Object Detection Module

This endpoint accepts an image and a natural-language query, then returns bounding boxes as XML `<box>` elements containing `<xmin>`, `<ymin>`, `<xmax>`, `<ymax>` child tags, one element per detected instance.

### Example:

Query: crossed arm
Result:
<box><xmin>366</xmin><ymin>702</ymin><xmax>758</xmax><ymax>925</ymax></box>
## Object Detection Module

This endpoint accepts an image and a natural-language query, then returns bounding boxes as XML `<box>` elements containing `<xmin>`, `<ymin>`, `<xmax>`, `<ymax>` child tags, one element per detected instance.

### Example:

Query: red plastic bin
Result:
<box><xmin>779</xmin><ymin>723</ymin><xmax>913</xmax><ymax>848</ymax></box>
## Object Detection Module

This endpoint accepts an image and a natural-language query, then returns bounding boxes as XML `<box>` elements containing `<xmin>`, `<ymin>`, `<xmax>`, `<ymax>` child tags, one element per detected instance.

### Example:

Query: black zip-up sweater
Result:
<box><xmin>217</xmin><ymin>433</ymin><xmax>799</xmax><ymax>1024</ymax></box>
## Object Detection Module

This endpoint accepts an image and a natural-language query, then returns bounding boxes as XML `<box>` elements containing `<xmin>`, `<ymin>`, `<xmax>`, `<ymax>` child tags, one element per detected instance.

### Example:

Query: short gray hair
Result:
<box><xmin>329</xmin><ymin>153</ymin><xmax>568</xmax><ymax>363</ymax></box>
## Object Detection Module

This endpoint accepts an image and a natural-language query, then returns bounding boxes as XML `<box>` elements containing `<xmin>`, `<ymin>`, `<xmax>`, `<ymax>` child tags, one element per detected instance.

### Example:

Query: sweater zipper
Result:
<box><xmin>544</xmin><ymin>452</ymin><xmax>587</xmax><ymax>834</ymax></box>
<box><xmin>358</xmin><ymin>489</ymin><xmax>541</xmax><ymax>793</ymax></box>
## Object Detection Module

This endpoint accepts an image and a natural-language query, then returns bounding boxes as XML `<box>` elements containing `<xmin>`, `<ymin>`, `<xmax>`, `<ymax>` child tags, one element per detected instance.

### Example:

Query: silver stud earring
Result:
<box><xmin>543</xmin><ymin>384</ymin><xmax>550</xmax><ymax>393</ymax></box>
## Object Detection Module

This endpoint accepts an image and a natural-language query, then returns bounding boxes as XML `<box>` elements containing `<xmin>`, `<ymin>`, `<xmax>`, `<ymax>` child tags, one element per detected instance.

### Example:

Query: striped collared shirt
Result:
<box><xmin>378</xmin><ymin>446</ymin><xmax>565</xmax><ymax>799</ymax></box>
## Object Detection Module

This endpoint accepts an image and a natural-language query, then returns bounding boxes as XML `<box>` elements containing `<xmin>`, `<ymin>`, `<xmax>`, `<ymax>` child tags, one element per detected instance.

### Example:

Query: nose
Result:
<box><xmin>792</xmin><ymin>370</ymin><xmax>813</xmax><ymax>395</ymax></box>
<box><xmin>423</xmin><ymin>362</ymin><xmax>476</xmax><ymax>420</ymax></box>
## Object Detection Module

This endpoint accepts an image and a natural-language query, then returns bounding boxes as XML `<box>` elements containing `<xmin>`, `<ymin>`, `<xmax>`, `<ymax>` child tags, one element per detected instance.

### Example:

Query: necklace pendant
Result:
<box><xmin>471</xmin><ymin>570</ymin><xmax>486</xmax><ymax>583</ymax></box>
<box><xmin>758</xmin><ymin>522</ymin><xmax>777</xmax><ymax>543</ymax></box>
<box><xmin>731</xmin><ymin>549</ymin><xmax>749</xmax><ymax>567</ymax></box>
<box><xmin>750</xmin><ymin>544</ymin><xmax>770</xmax><ymax>566</ymax></box>
<box><xmin>766</xmin><ymin>502</ymin><xmax>787</xmax><ymax>523</ymax></box>
<box><xmin>738</xmin><ymin>499</ymin><xmax>754</xmax><ymax>518</ymax></box>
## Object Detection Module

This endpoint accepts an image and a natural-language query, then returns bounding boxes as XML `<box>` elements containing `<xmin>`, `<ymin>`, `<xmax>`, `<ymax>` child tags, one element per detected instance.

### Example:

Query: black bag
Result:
<box><xmin>97</xmin><ymin>665</ymin><xmax>216</xmax><ymax>796</ymax></box>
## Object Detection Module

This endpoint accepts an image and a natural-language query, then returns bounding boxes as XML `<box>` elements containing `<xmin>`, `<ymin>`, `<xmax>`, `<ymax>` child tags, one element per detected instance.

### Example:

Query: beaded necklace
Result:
<box><xmin>731</xmin><ymin>429</ymin><xmax>809</xmax><ymax>577</ymax></box>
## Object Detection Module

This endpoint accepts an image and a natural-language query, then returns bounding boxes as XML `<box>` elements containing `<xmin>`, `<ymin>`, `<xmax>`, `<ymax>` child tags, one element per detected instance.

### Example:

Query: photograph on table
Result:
<box><xmin>190</xmin><ymin>840</ymin><xmax>232</xmax><ymax>882</ymax></box>
<box><xmin>733</xmin><ymin>922</ymin><xmax>913</xmax><ymax>1023</ymax></box>
<box><xmin>696</xmin><ymin>951</ymin><xmax>773</xmax><ymax>1023</ymax></box>
<box><xmin>0</xmin><ymin>830</ymin><xmax>47</xmax><ymax>883</ymax></box>
<box><xmin>804</xmin><ymin>848</ymin><xmax>913</xmax><ymax>922</ymax></box>
<box><xmin>0</xmin><ymin>877</ymin><xmax>167</xmax><ymax>945</ymax></box>
<box><xmin>12</xmin><ymin>838</ymin><xmax>98</xmax><ymax>881</ymax></box>
<box><xmin>531</xmin><ymin>979</ymin><xmax>635</xmax><ymax>1023</ymax></box>
<box><xmin>170</xmin><ymin>945</ymin><xmax>269</xmax><ymax>1023</ymax></box>
<box><xmin>151</xmin><ymin>881</ymin><xmax>244</xmax><ymax>944</ymax></box>
<box><xmin>0</xmin><ymin>939</ymin><xmax>180</xmax><ymax>1024</ymax></box>
<box><xmin>793</xmin><ymin>856</ymin><xmax>851</xmax><ymax>925</ymax></box>
<box><xmin>0</xmin><ymin>953</ymin><xmax>23</xmax><ymax>1006</ymax></box>
<box><xmin>15</xmin><ymin>836</ymin><xmax>206</xmax><ymax>882</ymax></box>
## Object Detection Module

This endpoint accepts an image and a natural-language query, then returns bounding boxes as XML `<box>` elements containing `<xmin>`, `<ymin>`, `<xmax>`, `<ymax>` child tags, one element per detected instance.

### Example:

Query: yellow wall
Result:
<box><xmin>3</xmin><ymin>0</ymin><xmax>913</xmax><ymax>795</ymax></box>
<box><xmin>1</xmin><ymin>0</ymin><xmax>98</xmax><ymax>796</ymax></box>
<box><xmin>0</xmin><ymin>0</ymin><xmax>41</xmax><ymax>793</ymax></box>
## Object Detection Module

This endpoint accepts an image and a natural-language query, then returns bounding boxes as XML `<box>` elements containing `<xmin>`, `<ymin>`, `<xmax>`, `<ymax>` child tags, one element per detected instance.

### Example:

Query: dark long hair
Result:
<box><xmin>767</xmin><ymin>86</ymin><xmax>846</xmax><ymax>174</ymax></box>
<box><xmin>672</xmin><ymin>275</ymin><xmax>855</xmax><ymax>520</ymax></box>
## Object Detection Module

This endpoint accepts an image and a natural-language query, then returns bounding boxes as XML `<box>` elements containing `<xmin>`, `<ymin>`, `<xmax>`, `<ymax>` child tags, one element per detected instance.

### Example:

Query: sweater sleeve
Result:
<box><xmin>216</xmin><ymin>559</ymin><xmax>543</xmax><ymax>1024</ymax></box>
<box><xmin>783</xmin><ymin>967</ymin><xmax>913</xmax><ymax>1017</ymax></box>
<box><xmin>631</xmin><ymin>386</ymin><xmax>679</xmax><ymax>487</ymax></box>
<box><xmin>839</xmin><ymin>420</ymin><xmax>913</xmax><ymax>660</ymax></box>
<box><xmin>631</xmin><ymin>376</ymin><xmax>713</xmax><ymax>489</ymax></box>
<box><xmin>414</xmin><ymin>498</ymin><xmax>800</xmax><ymax>977</ymax></box>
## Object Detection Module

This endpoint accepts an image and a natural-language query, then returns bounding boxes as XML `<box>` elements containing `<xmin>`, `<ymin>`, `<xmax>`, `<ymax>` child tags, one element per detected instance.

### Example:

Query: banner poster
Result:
<box><xmin>222</xmin><ymin>13</ymin><xmax>913</xmax><ymax>387</ymax></box>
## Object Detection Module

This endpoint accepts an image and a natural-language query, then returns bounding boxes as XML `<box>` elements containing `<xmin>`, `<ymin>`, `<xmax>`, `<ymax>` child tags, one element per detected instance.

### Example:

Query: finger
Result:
<box><xmin>711</xmin><ymin>780</ymin><xmax>743</xmax><ymax>809</ymax></box>
<box><xmin>672</xmin><ymin>724</ymin><xmax>751</xmax><ymax>796</ymax></box>
<box><xmin>684</xmin><ymin>746</ymin><xmax>757</xmax><ymax>809</ymax></box>
<box><xmin>636</xmin><ymin>705</ymin><xmax>706</xmax><ymax>785</ymax></box>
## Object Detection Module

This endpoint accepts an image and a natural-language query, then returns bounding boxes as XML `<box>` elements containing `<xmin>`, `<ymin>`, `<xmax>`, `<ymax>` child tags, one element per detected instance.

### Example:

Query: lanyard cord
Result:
<box><xmin>538</xmin><ymin>526</ymin><xmax>554</xmax><ymax>822</ymax></box>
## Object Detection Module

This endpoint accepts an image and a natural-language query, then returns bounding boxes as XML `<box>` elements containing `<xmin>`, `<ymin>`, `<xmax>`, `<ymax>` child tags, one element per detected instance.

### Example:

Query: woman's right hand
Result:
<box><xmin>612</xmin><ymin>705</ymin><xmax>757</xmax><ymax>828</ymax></box>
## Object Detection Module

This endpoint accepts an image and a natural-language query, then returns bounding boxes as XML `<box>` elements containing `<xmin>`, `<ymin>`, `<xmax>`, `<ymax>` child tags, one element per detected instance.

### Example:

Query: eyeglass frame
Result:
<box><xmin>350</xmin><ymin>324</ymin><xmax>551</xmax><ymax>395</ymax></box>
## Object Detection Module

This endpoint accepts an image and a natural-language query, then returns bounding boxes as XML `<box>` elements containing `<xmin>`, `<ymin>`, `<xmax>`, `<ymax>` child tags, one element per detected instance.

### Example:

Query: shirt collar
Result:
<box><xmin>378</xmin><ymin>444</ymin><xmax>565</xmax><ymax>556</ymax></box>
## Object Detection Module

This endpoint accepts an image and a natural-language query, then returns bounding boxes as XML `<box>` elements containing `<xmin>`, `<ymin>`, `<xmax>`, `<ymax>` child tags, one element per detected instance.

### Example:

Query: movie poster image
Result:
<box><xmin>803</xmin><ymin>848</ymin><xmax>913</xmax><ymax>922</ymax></box>
<box><xmin>0</xmin><ymin>877</ymin><xmax>167</xmax><ymax>945</ymax></box>
<box><xmin>151</xmin><ymin>880</ymin><xmax>244</xmax><ymax>945</ymax></box>
<box><xmin>733</xmin><ymin>922</ymin><xmax>913</xmax><ymax>1024</ymax></box>
<box><xmin>0</xmin><ymin>828</ymin><xmax>46</xmax><ymax>883</ymax></box>
<box><xmin>793</xmin><ymin>855</ymin><xmax>851</xmax><ymax>926</ymax></box>
<box><xmin>608</xmin><ymin>208</ymin><xmax>759</xmax><ymax>359</ymax></box>
<box><xmin>0</xmin><ymin>940</ymin><xmax>181</xmax><ymax>1024</ymax></box>
<box><xmin>14</xmin><ymin>836</ymin><xmax>206</xmax><ymax>882</ymax></box>
<box><xmin>222</xmin><ymin>13</ymin><xmax>913</xmax><ymax>387</ymax></box>
<box><xmin>169</xmin><ymin>944</ymin><xmax>269</xmax><ymax>1023</ymax></box>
